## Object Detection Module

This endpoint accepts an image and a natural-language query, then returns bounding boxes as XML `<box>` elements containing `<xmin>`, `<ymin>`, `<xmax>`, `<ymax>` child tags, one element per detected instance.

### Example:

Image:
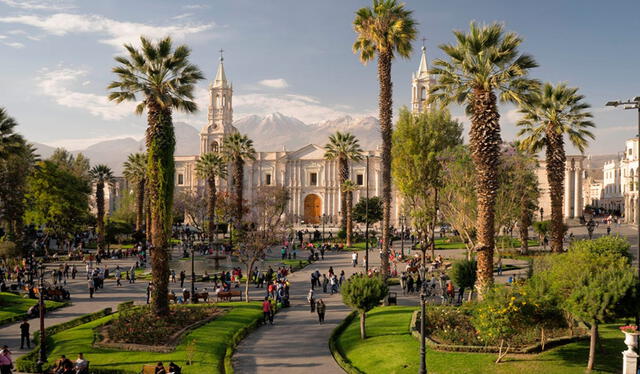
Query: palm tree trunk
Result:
<box><xmin>546</xmin><ymin>131</ymin><xmax>566</xmax><ymax>253</ymax></box>
<box><xmin>377</xmin><ymin>50</ymin><xmax>393</xmax><ymax>278</ymax></box>
<box><xmin>145</xmin><ymin>182</ymin><xmax>151</xmax><ymax>244</ymax></box>
<box><xmin>519</xmin><ymin>209</ymin><xmax>530</xmax><ymax>255</ymax></box>
<box><xmin>469</xmin><ymin>88</ymin><xmax>501</xmax><ymax>298</ymax></box>
<box><xmin>146</xmin><ymin>105</ymin><xmax>175</xmax><ymax>317</ymax></box>
<box><xmin>346</xmin><ymin>191</ymin><xmax>353</xmax><ymax>247</ymax></box>
<box><xmin>233</xmin><ymin>158</ymin><xmax>244</xmax><ymax>230</ymax></box>
<box><xmin>136</xmin><ymin>179</ymin><xmax>145</xmax><ymax>232</ymax></box>
<box><xmin>339</xmin><ymin>157</ymin><xmax>348</xmax><ymax>232</ymax></box>
<box><xmin>96</xmin><ymin>182</ymin><xmax>105</xmax><ymax>250</ymax></box>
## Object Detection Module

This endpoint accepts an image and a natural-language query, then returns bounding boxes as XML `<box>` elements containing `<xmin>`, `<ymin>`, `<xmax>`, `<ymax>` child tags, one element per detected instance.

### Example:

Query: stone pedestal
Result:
<box><xmin>623</xmin><ymin>333</ymin><xmax>639</xmax><ymax>374</ymax></box>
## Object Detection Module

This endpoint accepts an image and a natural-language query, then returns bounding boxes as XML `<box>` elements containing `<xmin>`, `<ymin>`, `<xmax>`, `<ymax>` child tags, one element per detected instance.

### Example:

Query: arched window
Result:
<box><xmin>420</xmin><ymin>87</ymin><xmax>426</xmax><ymax>101</ymax></box>
<box><xmin>211</xmin><ymin>141</ymin><xmax>219</xmax><ymax>153</ymax></box>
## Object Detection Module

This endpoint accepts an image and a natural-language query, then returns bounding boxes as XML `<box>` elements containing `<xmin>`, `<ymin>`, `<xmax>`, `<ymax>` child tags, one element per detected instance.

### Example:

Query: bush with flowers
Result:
<box><xmin>107</xmin><ymin>304</ymin><xmax>219</xmax><ymax>345</ymax></box>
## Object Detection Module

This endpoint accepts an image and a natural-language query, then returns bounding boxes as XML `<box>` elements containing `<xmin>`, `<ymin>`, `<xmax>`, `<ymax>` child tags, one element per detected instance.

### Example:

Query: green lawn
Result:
<box><xmin>43</xmin><ymin>302</ymin><xmax>262</xmax><ymax>373</ymax></box>
<box><xmin>335</xmin><ymin>306</ymin><xmax>622</xmax><ymax>374</ymax></box>
<box><xmin>0</xmin><ymin>292</ymin><xmax>67</xmax><ymax>326</ymax></box>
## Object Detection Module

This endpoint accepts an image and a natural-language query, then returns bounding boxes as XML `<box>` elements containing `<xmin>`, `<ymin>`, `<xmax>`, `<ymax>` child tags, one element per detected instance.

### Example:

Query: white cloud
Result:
<box><xmin>0</xmin><ymin>0</ymin><xmax>74</xmax><ymax>10</ymax></box>
<box><xmin>503</xmin><ymin>108</ymin><xmax>523</xmax><ymax>125</ymax></box>
<box><xmin>0</xmin><ymin>35</ymin><xmax>6</xmax><ymax>39</ymax></box>
<box><xmin>2</xmin><ymin>41</ymin><xmax>24</xmax><ymax>48</ymax></box>
<box><xmin>36</xmin><ymin>67</ymin><xmax>136</xmax><ymax>120</ymax></box>
<box><xmin>259</xmin><ymin>78</ymin><xmax>288</xmax><ymax>89</ymax></box>
<box><xmin>183</xmin><ymin>4</ymin><xmax>209</xmax><ymax>9</ymax></box>
<box><xmin>0</xmin><ymin>13</ymin><xmax>214</xmax><ymax>49</ymax></box>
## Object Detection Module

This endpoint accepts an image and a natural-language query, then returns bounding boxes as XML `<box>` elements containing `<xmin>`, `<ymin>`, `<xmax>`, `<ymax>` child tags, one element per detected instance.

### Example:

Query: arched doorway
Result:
<box><xmin>303</xmin><ymin>194</ymin><xmax>321</xmax><ymax>224</ymax></box>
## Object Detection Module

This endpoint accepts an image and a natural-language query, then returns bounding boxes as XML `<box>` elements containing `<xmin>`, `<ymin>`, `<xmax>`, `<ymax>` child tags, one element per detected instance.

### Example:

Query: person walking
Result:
<box><xmin>146</xmin><ymin>282</ymin><xmax>153</xmax><ymax>304</ymax></box>
<box><xmin>180</xmin><ymin>270</ymin><xmax>186</xmax><ymax>288</ymax></box>
<box><xmin>115</xmin><ymin>266</ymin><xmax>122</xmax><ymax>287</ymax></box>
<box><xmin>307</xmin><ymin>289</ymin><xmax>315</xmax><ymax>313</ymax></box>
<box><xmin>19</xmin><ymin>320</ymin><xmax>30</xmax><ymax>349</ymax></box>
<box><xmin>262</xmin><ymin>297</ymin><xmax>272</xmax><ymax>325</ymax></box>
<box><xmin>351</xmin><ymin>252</ymin><xmax>358</xmax><ymax>267</ymax></box>
<box><xmin>88</xmin><ymin>278</ymin><xmax>95</xmax><ymax>299</ymax></box>
<box><xmin>0</xmin><ymin>346</ymin><xmax>11</xmax><ymax>374</ymax></box>
<box><xmin>316</xmin><ymin>299</ymin><xmax>326</xmax><ymax>324</ymax></box>
<box><xmin>321</xmin><ymin>274</ymin><xmax>328</xmax><ymax>293</ymax></box>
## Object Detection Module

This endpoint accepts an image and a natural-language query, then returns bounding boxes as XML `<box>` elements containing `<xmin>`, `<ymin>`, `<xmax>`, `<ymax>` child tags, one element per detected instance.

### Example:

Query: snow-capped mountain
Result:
<box><xmin>32</xmin><ymin>113</ymin><xmax>381</xmax><ymax>175</ymax></box>
<box><xmin>234</xmin><ymin>112</ymin><xmax>380</xmax><ymax>151</ymax></box>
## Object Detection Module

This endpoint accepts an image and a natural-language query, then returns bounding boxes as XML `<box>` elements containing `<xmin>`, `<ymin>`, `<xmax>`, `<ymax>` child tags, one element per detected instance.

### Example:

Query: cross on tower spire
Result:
<box><xmin>219</xmin><ymin>48</ymin><xmax>224</xmax><ymax>62</ymax></box>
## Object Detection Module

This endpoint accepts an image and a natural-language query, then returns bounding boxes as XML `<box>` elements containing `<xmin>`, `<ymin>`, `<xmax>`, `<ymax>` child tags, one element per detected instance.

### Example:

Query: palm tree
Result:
<box><xmin>429</xmin><ymin>22</ymin><xmax>538</xmax><ymax>297</ymax></box>
<box><xmin>222</xmin><ymin>133</ymin><xmax>256</xmax><ymax>230</ymax></box>
<box><xmin>108</xmin><ymin>36</ymin><xmax>204</xmax><ymax>316</ymax></box>
<box><xmin>324</xmin><ymin>131</ymin><xmax>363</xmax><ymax>233</ymax></box>
<box><xmin>0</xmin><ymin>108</ymin><xmax>25</xmax><ymax>161</ymax></box>
<box><xmin>89</xmin><ymin>164</ymin><xmax>115</xmax><ymax>250</ymax></box>
<box><xmin>353</xmin><ymin>0</ymin><xmax>417</xmax><ymax>277</ymax></box>
<box><xmin>196</xmin><ymin>152</ymin><xmax>228</xmax><ymax>245</ymax></box>
<box><xmin>341</xmin><ymin>180</ymin><xmax>357</xmax><ymax>247</ymax></box>
<box><xmin>123</xmin><ymin>153</ymin><xmax>147</xmax><ymax>233</ymax></box>
<box><xmin>517</xmin><ymin>83</ymin><xmax>594</xmax><ymax>252</ymax></box>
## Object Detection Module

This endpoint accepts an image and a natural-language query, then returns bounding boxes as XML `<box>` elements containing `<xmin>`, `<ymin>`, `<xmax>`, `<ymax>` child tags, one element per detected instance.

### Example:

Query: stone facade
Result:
<box><xmin>173</xmin><ymin>49</ymin><xmax>585</xmax><ymax>226</ymax></box>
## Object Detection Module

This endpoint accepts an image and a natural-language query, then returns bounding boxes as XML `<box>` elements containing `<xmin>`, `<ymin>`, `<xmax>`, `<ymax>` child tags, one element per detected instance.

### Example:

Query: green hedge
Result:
<box><xmin>328</xmin><ymin>311</ymin><xmax>365</xmax><ymax>374</ymax></box>
<box><xmin>116</xmin><ymin>300</ymin><xmax>134</xmax><ymax>312</ymax></box>
<box><xmin>16</xmin><ymin>307</ymin><xmax>113</xmax><ymax>373</ymax></box>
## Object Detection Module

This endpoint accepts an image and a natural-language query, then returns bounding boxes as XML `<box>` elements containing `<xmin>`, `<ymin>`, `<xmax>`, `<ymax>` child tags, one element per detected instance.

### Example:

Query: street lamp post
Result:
<box><xmin>400</xmin><ymin>215</ymin><xmax>406</xmax><ymax>257</ymax></box>
<box><xmin>365</xmin><ymin>155</ymin><xmax>370</xmax><ymax>273</ymax></box>
<box><xmin>321</xmin><ymin>214</ymin><xmax>326</xmax><ymax>242</ymax></box>
<box><xmin>419</xmin><ymin>268</ymin><xmax>428</xmax><ymax>374</ymax></box>
<box><xmin>36</xmin><ymin>263</ymin><xmax>46</xmax><ymax>373</ymax></box>
<box><xmin>190</xmin><ymin>240</ymin><xmax>197</xmax><ymax>303</ymax></box>
<box><xmin>606</xmin><ymin>96</ymin><xmax>640</xmax><ymax>328</ymax></box>
<box><xmin>539</xmin><ymin>207</ymin><xmax>544</xmax><ymax>222</ymax></box>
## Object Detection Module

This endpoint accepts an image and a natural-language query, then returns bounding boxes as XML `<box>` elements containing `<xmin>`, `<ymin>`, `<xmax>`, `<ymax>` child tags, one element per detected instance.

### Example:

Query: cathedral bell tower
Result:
<box><xmin>200</xmin><ymin>50</ymin><xmax>236</xmax><ymax>156</ymax></box>
<box><xmin>411</xmin><ymin>45</ymin><xmax>431</xmax><ymax>114</ymax></box>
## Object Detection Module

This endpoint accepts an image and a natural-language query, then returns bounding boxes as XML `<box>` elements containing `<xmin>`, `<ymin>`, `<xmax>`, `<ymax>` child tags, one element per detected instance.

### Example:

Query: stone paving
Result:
<box><xmin>2</xmin><ymin>222</ymin><xmax>637</xmax><ymax>372</ymax></box>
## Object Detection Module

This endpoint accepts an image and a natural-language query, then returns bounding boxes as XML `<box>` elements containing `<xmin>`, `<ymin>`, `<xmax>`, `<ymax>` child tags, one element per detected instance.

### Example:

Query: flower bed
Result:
<box><xmin>104</xmin><ymin>304</ymin><xmax>219</xmax><ymax>345</ymax></box>
<box><xmin>414</xmin><ymin>306</ymin><xmax>588</xmax><ymax>353</ymax></box>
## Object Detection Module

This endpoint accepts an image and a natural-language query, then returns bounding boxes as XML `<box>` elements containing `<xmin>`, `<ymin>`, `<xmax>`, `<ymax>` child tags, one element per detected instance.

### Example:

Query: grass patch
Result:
<box><xmin>43</xmin><ymin>302</ymin><xmax>262</xmax><ymax>373</ymax></box>
<box><xmin>0</xmin><ymin>292</ymin><xmax>67</xmax><ymax>326</ymax></box>
<box><xmin>335</xmin><ymin>306</ymin><xmax>622</xmax><ymax>374</ymax></box>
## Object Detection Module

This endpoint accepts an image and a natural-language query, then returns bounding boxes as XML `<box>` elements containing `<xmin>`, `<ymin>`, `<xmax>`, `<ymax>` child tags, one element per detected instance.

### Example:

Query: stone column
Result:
<box><xmin>574</xmin><ymin>168</ymin><xmax>582</xmax><ymax>218</ymax></box>
<box><xmin>564</xmin><ymin>166</ymin><xmax>572</xmax><ymax>218</ymax></box>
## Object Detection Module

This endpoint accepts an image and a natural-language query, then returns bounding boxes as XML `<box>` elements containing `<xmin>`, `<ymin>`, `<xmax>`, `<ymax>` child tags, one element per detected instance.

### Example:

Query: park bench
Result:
<box><xmin>216</xmin><ymin>290</ymin><xmax>243</xmax><ymax>302</ymax></box>
<box><xmin>194</xmin><ymin>291</ymin><xmax>209</xmax><ymax>302</ymax></box>
<box><xmin>141</xmin><ymin>364</ymin><xmax>166</xmax><ymax>374</ymax></box>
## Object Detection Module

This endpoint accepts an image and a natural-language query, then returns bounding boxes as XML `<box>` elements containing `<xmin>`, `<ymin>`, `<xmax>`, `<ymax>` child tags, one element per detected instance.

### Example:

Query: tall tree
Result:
<box><xmin>222</xmin><ymin>133</ymin><xmax>256</xmax><ymax>230</ymax></box>
<box><xmin>323</xmin><ymin>131</ymin><xmax>363</xmax><ymax>231</ymax></box>
<box><xmin>430</xmin><ymin>22</ymin><xmax>538</xmax><ymax>297</ymax></box>
<box><xmin>0</xmin><ymin>109</ymin><xmax>32</xmax><ymax>247</ymax></box>
<box><xmin>195</xmin><ymin>152</ymin><xmax>227</xmax><ymax>244</ymax></box>
<box><xmin>25</xmin><ymin>161</ymin><xmax>91</xmax><ymax>240</ymax></box>
<box><xmin>123</xmin><ymin>152</ymin><xmax>147</xmax><ymax>233</ymax></box>
<box><xmin>353</xmin><ymin>0</ymin><xmax>417</xmax><ymax>277</ymax></box>
<box><xmin>517</xmin><ymin>83</ymin><xmax>594</xmax><ymax>252</ymax></box>
<box><xmin>392</xmin><ymin>107</ymin><xmax>463</xmax><ymax>262</ymax></box>
<box><xmin>108</xmin><ymin>36</ymin><xmax>204</xmax><ymax>316</ymax></box>
<box><xmin>89</xmin><ymin>164</ymin><xmax>115</xmax><ymax>250</ymax></box>
<box><xmin>49</xmin><ymin>148</ymin><xmax>91</xmax><ymax>181</ymax></box>
<box><xmin>0</xmin><ymin>108</ymin><xmax>25</xmax><ymax>160</ymax></box>
<box><xmin>341</xmin><ymin>180</ymin><xmax>357</xmax><ymax>247</ymax></box>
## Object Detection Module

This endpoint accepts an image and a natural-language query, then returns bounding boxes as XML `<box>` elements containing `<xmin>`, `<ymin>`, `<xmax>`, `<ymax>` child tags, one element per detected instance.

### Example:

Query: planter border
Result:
<box><xmin>328</xmin><ymin>310</ymin><xmax>365</xmax><ymax>374</ymax></box>
<box><xmin>410</xmin><ymin>310</ymin><xmax>589</xmax><ymax>354</ymax></box>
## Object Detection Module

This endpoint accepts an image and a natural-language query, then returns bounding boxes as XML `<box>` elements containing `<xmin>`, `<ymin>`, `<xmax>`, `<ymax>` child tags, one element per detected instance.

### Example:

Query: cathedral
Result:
<box><xmin>174</xmin><ymin>47</ymin><xmax>584</xmax><ymax>228</ymax></box>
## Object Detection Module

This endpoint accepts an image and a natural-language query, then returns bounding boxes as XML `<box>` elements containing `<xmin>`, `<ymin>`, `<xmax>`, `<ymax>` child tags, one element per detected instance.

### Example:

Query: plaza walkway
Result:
<box><xmin>0</xmin><ymin>258</ymin><xmax>147</xmax><ymax>359</ymax></box>
<box><xmin>234</xmin><ymin>249</ymin><xmax>361</xmax><ymax>374</ymax></box>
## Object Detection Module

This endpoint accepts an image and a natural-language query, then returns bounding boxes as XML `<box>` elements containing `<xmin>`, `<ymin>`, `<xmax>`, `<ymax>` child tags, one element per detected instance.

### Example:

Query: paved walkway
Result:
<box><xmin>234</xmin><ymin>250</ymin><xmax>362</xmax><ymax>374</ymax></box>
<box><xmin>0</xmin><ymin>259</ymin><xmax>147</xmax><ymax>359</ymax></box>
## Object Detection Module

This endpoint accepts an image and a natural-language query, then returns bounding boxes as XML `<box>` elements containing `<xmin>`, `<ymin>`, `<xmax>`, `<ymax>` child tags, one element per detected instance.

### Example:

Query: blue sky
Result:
<box><xmin>0</xmin><ymin>0</ymin><xmax>638</xmax><ymax>154</ymax></box>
